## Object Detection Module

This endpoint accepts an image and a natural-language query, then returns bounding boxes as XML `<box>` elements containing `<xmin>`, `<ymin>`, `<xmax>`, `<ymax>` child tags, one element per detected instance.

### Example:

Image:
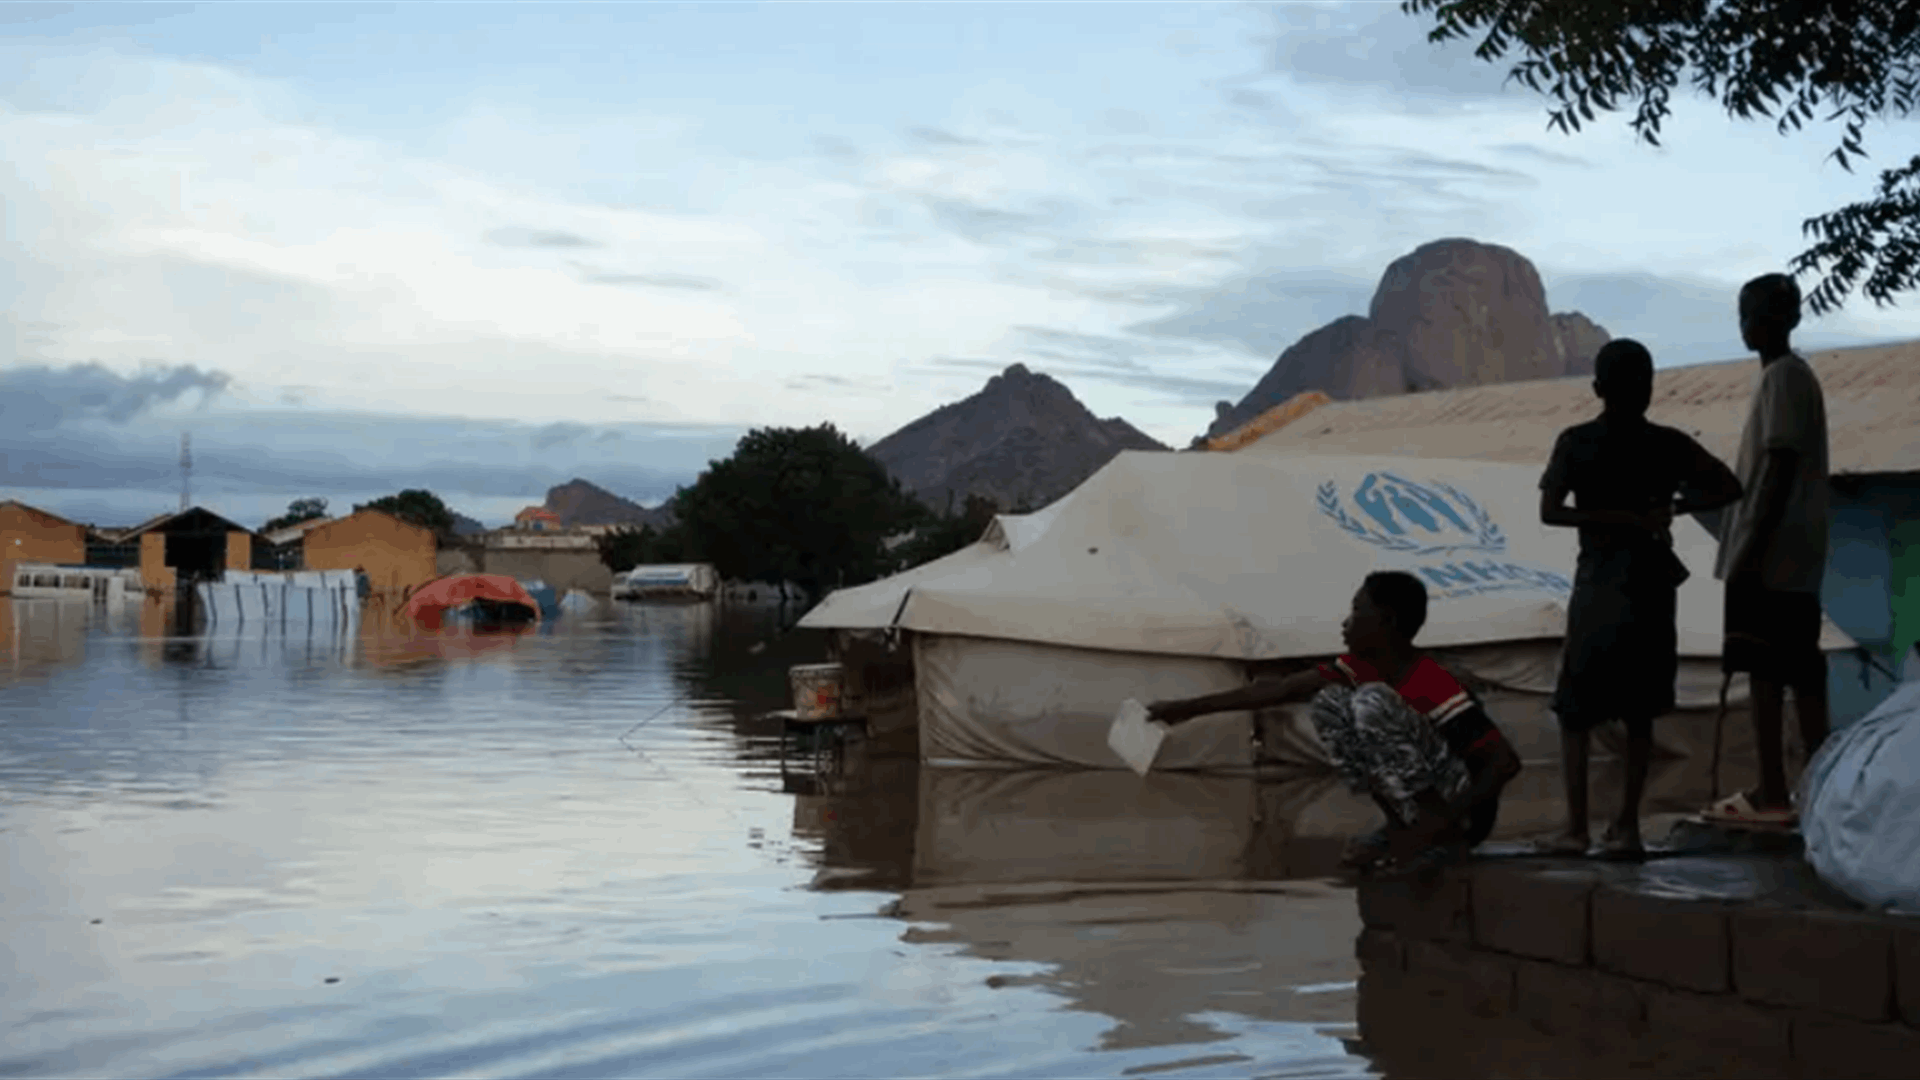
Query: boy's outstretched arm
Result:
<box><xmin>1148</xmin><ymin>668</ymin><xmax>1333</xmax><ymax>725</ymax></box>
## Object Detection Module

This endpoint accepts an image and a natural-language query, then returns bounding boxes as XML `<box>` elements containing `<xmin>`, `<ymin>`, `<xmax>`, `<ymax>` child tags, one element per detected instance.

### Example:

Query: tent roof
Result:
<box><xmin>800</xmin><ymin>450</ymin><xmax>1853</xmax><ymax>661</ymax></box>
<box><xmin>1224</xmin><ymin>340</ymin><xmax>1920</xmax><ymax>476</ymax></box>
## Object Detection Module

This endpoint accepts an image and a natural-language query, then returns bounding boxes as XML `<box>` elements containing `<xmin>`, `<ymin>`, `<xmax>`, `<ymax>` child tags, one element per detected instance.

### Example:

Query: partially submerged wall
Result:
<box><xmin>1355</xmin><ymin>853</ymin><xmax>1920</xmax><ymax>1079</ymax></box>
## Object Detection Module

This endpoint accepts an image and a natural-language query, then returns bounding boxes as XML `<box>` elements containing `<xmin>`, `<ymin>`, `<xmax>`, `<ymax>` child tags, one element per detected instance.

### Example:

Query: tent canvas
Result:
<box><xmin>800</xmin><ymin>451</ymin><xmax>1853</xmax><ymax>771</ymax></box>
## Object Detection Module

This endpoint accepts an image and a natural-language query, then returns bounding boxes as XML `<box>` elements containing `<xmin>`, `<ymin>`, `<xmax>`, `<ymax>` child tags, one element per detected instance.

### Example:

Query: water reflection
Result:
<box><xmin>1</xmin><ymin>597</ymin><xmax>1756</xmax><ymax>1080</ymax></box>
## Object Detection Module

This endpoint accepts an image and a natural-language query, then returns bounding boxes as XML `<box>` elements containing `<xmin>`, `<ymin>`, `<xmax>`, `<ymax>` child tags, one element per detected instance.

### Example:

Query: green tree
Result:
<box><xmin>355</xmin><ymin>488</ymin><xmax>458</xmax><ymax>540</ymax></box>
<box><xmin>892</xmin><ymin>492</ymin><xmax>1004</xmax><ymax>570</ymax></box>
<box><xmin>596</xmin><ymin>522</ymin><xmax>691</xmax><ymax>572</ymax></box>
<box><xmin>261</xmin><ymin>496</ymin><xmax>328</xmax><ymax>533</ymax></box>
<box><xmin>670</xmin><ymin>423</ymin><xmax>926</xmax><ymax>599</ymax></box>
<box><xmin>1402</xmin><ymin>0</ymin><xmax>1920</xmax><ymax>313</ymax></box>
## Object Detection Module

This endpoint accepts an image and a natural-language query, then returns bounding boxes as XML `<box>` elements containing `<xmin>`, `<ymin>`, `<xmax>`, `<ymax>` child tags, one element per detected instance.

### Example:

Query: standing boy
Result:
<box><xmin>1705</xmin><ymin>274</ymin><xmax>1832</xmax><ymax>826</ymax></box>
<box><xmin>1538</xmin><ymin>339</ymin><xmax>1743</xmax><ymax>858</ymax></box>
<box><xmin>1147</xmin><ymin>571</ymin><xmax>1521</xmax><ymax>873</ymax></box>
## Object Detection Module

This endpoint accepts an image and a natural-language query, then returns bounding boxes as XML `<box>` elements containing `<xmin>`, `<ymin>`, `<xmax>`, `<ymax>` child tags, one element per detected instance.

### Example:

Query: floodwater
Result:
<box><xmin>2</xmin><ymin>596</ymin><xmax>1753</xmax><ymax>1079</ymax></box>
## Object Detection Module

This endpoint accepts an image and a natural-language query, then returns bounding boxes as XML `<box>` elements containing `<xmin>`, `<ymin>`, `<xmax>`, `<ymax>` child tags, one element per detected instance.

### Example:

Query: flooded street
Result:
<box><xmin>3</xmin><ymin>598</ymin><xmax>1379</xmax><ymax>1079</ymax></box>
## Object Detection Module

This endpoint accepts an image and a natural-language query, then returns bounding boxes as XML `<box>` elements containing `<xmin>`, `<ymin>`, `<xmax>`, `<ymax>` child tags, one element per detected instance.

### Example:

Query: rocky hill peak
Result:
<box><xmin>868</xmin><ymin>363</ymin><xmax>1167</xmax><ymax>512</ymax></box>
<box><xmin>1207</xmin><ymin>238</ymin><xmax>1611</xmax><ymax>439</ymax></box>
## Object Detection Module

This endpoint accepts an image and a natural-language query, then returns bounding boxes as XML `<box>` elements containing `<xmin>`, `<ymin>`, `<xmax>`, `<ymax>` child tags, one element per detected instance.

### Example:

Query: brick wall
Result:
<box><xmin>1356</xmin><ymin>858</ymin><xmax>1920</xmax><ymax>1079</ymax></box>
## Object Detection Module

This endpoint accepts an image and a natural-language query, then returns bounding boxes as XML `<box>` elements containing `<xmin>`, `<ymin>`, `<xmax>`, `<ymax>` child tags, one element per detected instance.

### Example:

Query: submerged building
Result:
<box><xmin>0</xmin><ymin>501</ymin><xmax>88</xmax><ymax>594</ymax></box>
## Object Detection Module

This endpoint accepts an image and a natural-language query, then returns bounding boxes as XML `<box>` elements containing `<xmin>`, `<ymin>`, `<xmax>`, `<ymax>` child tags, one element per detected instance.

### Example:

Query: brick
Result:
<box><xmin>1592</xmin><ymin>885</ymin><xmax>1732</xmax><ymax>993</ymax></box>
<box><xmin>1355</xmin><ymin>927</ymin><xmax>1404</xmax><ymax>973</ymax></box>
<box><xmin>1895</xmin><ymin>922</ymin><xmax>1920</xmax><ymax>1028</ymax></box>
<box><xmin>1471</xmin><ymin>863</ymin><xmax>1601</xmax><ymax>965</ymax></box>
<box><xmin>1792</xmin><ymin>1015</ymin><xmax>1920</xmax><ymax>1080</ymax></box>
<box><xmin>1403</xmin><ymin>938</ymin><xmax>1516</xmax><ymax>1018</ymax></box>
<box><xmin>1513</xmin><ymin>957</ymin><xmax>1645</xmax><ymax>1038</ymax></box>
<box><xmin>1642</xmin><ymin>984</ymin><xmax>1792</xmax><ymax>1063</ymax></box>
<box><xmin>1357</xmin><ymin>868</ymin><xmax>1471</xmax><ymax>942</ymax></box>
<box><xmin>1731</xmin><ymin>904</ymin><xmax>1893</xmax><ymax>1020</ymax></box>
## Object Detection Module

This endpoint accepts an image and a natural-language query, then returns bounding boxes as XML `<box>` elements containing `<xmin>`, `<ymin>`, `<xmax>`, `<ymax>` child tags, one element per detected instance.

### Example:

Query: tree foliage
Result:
<box><xmin>261</xmin><ymin>496</ymin><xmax>328</xmax><ymax>534</ymax></box>
<box><xmin>891</xmin><ymin>493</ymin><xmax>1003</xmax><ymax>571</ymax></box>
<box><xmin>668</xmin><ymin>424</ymin><xmax>926</xmax><ymax>598</ymax></box>
<box><xmin>1402</xmin><ymin>0</ymin><xmax>1920</xmax><ymax>314</ymax></box>
<box><xmin>596</xmin><ymin>522</ymin><xmax>691</xmax><ymax>573</ymax></box>
<box><xmin>354</xmin><ymin>488</ymin><xmax>458</xmax><ymax>539</ymax></box>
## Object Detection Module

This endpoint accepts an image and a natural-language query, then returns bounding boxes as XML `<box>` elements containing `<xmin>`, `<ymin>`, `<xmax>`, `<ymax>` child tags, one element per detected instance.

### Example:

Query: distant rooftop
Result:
<box><xmin>1224</xmin><ymin>340</ymin><xmax>1920</xmax><ymax>476</ymax></box>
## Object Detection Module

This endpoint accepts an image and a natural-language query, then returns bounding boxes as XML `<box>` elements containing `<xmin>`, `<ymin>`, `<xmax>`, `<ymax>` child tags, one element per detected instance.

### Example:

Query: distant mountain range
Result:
<box><xmin>865</xmin><ymin>363</ymin><xmax>1168</xmax><ymax>512</ymax></box>
<box><xmin>522</xmin><ymin>237</ymin><xmax>1614</xmax><ymax>524</ymax></box>
<box><xmin>542</xmin><ymin>478</ymin><xmax>673</xmax><ymax>530</ymax></box>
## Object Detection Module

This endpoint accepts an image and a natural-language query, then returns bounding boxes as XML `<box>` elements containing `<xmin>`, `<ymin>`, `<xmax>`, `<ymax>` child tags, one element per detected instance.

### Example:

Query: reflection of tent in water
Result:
<box><xmin>801</xmin><ymin>452</ymin><xmax>1853</xmax><ymax>771</ymax></box>
<box><xmin>787</xmin><ymin>747</ymin><xmax>1751</xmax><ymax>1058</ymax></box>
<box><xmin>403</xmin><ymin>574</ymin><xmax>540</xmax><ymax>630</ymax></box>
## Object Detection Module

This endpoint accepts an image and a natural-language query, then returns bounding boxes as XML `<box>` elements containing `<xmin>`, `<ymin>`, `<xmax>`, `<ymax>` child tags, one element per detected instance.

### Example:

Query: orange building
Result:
<box><xmin>301</xmin><ymin>509</ymin><xmax>437</xmax><ymax>598</ymax></box>
<box><xmin>1</xmin><ymin>500</ymin><xmax>89</xmax><ymax>594</ymax></box>
<box><xmin>514</xmin><ymin>506</ymin><xmax>562</xmax><ymax>532</ymax></box>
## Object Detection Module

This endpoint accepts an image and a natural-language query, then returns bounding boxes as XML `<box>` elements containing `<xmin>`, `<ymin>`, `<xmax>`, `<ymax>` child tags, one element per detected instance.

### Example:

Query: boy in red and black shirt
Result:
<box><xmin>1148</xmin><ymin>571</ymin><xmax>1521</xmax><ymax>872</ymax></box>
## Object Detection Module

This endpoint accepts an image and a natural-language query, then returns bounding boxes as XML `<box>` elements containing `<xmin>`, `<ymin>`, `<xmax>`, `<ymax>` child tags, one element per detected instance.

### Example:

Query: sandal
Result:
<box><xmin>1370</xmin><ymin>839</ymin><xmax>1467</xmax><ymax>879</ymax></box>
<box><xmin>1597</xmin><ymin>825</ymin><xmax>1647</xmax><ymax>862</ymax></box>
<box><xmin>1531</xmin><ymin>834</ymin><xmax>1592</xmax><ymax>857</ymax></box>
<box><xmin>1701</xmin><ymin>791</ymin><xmax>1797</xmax><ymax>827</ymax></box>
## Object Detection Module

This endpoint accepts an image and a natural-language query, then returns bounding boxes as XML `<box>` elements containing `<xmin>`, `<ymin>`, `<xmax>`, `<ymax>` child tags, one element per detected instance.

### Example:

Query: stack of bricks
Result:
<box><xmin>1355</xmin><ymin>858</ymin><xmax>1920</xmax><ymax>1079</ymax></box>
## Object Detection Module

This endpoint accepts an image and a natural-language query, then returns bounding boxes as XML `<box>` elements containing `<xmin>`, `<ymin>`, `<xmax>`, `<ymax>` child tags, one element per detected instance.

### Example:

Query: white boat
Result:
<box><xmin>8</xmin><ymin>564</ymin><xmax>140</xmax><ymax>603</ymax></box>
<box><xmin>612</xmin><ymin>563</ymin><xmax>718</xmax><ymax>600</ymax></box>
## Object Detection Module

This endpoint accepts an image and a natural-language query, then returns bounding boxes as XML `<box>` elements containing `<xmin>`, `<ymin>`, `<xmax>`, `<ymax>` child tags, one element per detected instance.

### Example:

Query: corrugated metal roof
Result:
<box><xmin>261</xmin><ymin>516</ymin><xmax>337</xmax><ymax>546</ymax></box>
<box><xmin>1233</xmin><ymin>340</ymin><xmax>1920</xmax><ymax>475</ymax></box>
<box><xmin>1205</xmin><ymin>391</ymin><xmax>1333</xmax><ymax>452</ymax></box>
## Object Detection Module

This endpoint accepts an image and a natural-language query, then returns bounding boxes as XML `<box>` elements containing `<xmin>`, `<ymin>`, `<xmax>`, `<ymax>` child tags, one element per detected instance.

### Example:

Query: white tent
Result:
<box><xmin>800</xmin><ymin>451</ymin><xmax>1852</xmax><ymax>771</ymax></box>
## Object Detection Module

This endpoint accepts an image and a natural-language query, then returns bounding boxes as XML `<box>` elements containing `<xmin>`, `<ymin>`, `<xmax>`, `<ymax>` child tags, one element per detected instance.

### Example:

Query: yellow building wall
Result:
<box><xmin>226</xmin><ymin>531</ymin><xmax>252</xmax><ymax>572</ymax></box>
<box><xmin>302</xmin><ymin>510</ymin><xmax>437</xmax><ymax>597</ymax></box>
<box><xmin>140</xmin><ymin>533</ymin><xmax>176</xmax><ymax>593</ymax></box>
<box><xmin>0</xmin><ymin>504</ymin><xmax>88</xmax><ymax>594</ymax></box>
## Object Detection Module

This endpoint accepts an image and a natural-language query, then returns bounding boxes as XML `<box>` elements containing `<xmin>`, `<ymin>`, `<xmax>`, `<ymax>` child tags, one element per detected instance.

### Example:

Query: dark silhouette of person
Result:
<box><xmin>1538</xmin><ymin>339</ymin><xmax>1743</xmax><ymax>858</ymax></box>
<box><xmin>1704</xmin><ymin>273</ymin><xmax>1832</xmax><ymax>826</ymax></box>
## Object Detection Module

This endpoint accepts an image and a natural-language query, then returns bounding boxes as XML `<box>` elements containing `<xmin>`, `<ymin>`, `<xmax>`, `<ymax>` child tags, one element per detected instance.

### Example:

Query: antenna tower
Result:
<box><xmin>179</xmin><ymin>432</ymin><xmax>192</xmax><ymax>512</ymax></box>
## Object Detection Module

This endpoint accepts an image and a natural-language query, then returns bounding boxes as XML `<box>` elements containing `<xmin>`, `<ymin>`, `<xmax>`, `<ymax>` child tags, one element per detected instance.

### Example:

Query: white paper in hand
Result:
<box><xmin>1108</xmin><ymin>699</ymin><xmax>1169</xmax><ymax>776</ymax></box>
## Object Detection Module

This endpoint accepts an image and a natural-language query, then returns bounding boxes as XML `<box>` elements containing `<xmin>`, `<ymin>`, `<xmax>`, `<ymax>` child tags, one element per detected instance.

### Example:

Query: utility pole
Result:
<box><xmin>179</xmin><ymin>432</ymin><xmax>192</xmax><ymax>512</ymax></box>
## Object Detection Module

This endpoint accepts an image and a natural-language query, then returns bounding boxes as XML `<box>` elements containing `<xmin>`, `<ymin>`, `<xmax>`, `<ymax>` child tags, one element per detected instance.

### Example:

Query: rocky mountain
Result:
<box><xmin>543</xmin><ymin>478</ymin><xmax>673</xmax><ymax>529</ymax></box>
<box><xmin>1207</xmin><ymin>238</ymin><xmax>1612</xmax><ymax>439</ymax></box>
<box><xmin>867</xmin><ymin>363</ymin><xmax>1168</xmax><ymax>512</ymax></box>
<box><xmin>451</xmin><ymin>512</ymin><xmax>488</xmax><ymax>537</ymax></box>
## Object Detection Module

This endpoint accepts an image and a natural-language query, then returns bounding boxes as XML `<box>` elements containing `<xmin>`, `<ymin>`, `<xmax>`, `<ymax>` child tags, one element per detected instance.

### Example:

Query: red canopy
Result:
<box><xmin>404</xmin><ymin>574</ymin><xmax>540</xmax><ymax>629</ymax></box>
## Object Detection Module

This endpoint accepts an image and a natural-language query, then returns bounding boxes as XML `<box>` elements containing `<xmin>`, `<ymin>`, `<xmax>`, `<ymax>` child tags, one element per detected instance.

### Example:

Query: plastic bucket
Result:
<box><xmin>790</xmin><ymin>663</ymin><xmax>845</xmax><ymax>720</ymax></box>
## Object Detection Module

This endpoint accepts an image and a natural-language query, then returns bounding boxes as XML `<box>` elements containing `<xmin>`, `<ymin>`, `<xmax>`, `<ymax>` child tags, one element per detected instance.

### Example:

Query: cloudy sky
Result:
<box><xmin>5</xmin><ymin>1</ymin><xmax>1917</xmax><ymax>529</ymax></box>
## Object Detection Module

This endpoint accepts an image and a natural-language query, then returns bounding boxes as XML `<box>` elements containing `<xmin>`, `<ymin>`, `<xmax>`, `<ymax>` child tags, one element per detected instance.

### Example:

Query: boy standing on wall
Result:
<box><xmin>1538</xmin><ymin>339</ymin><xmax>1743</xmax><ymax>858</ymax></box>
<box><xmin>1704</xmin><ymin>273</ymin><xmax>1832</xmax><ymax>826</ymax></box>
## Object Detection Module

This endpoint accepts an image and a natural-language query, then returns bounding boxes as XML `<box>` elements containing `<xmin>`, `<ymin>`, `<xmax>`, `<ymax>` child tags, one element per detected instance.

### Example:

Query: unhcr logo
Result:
<box><xmin>1315</xmin><ymin>473</ymin><xmax>1506</xmax><ymax>557</ymax></box>
<box><xmin>1316</xmin><ymin>473</ymin><xmax>1569</xmax><ymax>599</ymax></box>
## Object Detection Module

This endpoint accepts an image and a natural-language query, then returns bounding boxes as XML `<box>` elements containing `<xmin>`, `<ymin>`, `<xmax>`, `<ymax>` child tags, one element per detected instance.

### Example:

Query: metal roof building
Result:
<box><xmin>1215</xmin><ymin>338</ymin><xmax>1920</xmax><ymax>729</ymax></box>
<box><xmin>1219</xmin><ymin>341</ymin><xmax>1920</xmax><ymax>477</ymax></box>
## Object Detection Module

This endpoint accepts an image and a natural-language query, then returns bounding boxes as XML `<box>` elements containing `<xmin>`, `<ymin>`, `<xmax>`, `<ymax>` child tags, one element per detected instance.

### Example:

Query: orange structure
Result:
<box><xmin>0</xmin><ymin>501</ymin><xmax>88</xmax><ymax>593</ymax></box>
<box><xmin>1205</xmin><ymin>391</ymin><xmax>1335</xmax><ymax>453</ymax></box>
<box><xmin>514</xmin><ymin>506</ymin><xmax>562</xmax><ymax>532</ymax></box>
<box><xmin>301</xmin><ymin>509</ymin><xmax>437</xmax><ymax>599</ymax></box>
<box><xmin>402</xmin><ymin>573</ymin><xmax>539</xmax><ymax>630</ymax></box>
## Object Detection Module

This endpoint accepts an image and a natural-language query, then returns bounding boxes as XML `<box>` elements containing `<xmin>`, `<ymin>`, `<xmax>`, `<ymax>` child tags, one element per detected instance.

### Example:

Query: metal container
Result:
<box><xmin>790</xmin><ymin>663</ymin><xmax>845</xmax><ymax>721</ymax></box>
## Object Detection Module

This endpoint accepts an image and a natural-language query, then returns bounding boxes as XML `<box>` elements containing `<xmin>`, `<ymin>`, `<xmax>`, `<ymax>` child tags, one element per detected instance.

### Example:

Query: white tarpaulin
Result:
<box><xmin>1801</xmin><ymin>675</ymin><xmax>1920</xmax><ymax>914</ymax></box>
<box><xmin>801</xmin><ymin>452</ymin><xmax>1852</xmax><ymax>770</ymax></box>
<box><xmin>198</xmin><ymin>571</ymin><xmax>361</xmax><ymax>633</ymax></box>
